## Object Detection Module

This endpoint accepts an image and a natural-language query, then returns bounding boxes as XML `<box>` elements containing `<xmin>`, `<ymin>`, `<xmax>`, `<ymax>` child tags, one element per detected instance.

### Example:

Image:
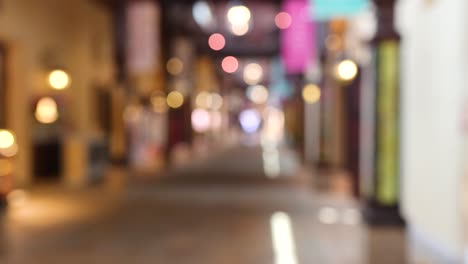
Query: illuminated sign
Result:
<box><xmin>311</xmin><ymin>0</ymin><xmax>369</xmax><ymax>20</ymax></box>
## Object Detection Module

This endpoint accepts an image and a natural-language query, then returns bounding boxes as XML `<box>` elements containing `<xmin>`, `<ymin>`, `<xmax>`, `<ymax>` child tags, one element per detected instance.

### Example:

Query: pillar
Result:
<box><xmin>361</xmin><ymin>0</ymin><xmax>404</xmax><ymax>225</ymax></box>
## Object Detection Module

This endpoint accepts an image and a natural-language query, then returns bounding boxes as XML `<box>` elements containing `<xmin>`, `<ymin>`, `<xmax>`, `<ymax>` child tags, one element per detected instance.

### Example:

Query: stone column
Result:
<box><xmin>361</xmin><ymin>0</ymin><xmax>404</xmax><ymax>225</ymax></box>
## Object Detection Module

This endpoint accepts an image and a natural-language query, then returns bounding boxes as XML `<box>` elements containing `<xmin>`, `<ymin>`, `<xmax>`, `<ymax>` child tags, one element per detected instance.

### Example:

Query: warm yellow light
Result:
<box><xmin>48</xmin><ymin>70</ymin><xmax>70</xmax><ymax>90</ymax></box>
<box><xmin>151</xmin><ymin>92</ymin><xmax>168</xmax><ymax>113</ymax></box>
<box><xmin>231</xmin><ymin>23</ymin><xmax>250</xmax><ymax>36</ymax></box>
<box><xmin>0</xmin><ymin>129</ymin><xmax>15</xmax><ymax>149</ymax></box>
<box><xmin>336</xmin><ymin>60</ymin><xmax>358</xmax><ymax>81</ymax></box>
<box><xmin>248</xmin><ymin>85</ymin><xmax>269</xmax><ymax>105</ymax></box>
<box><xmin>243</xmin><ymin>63</ymin><xmax>263</xmax><ymax>85</ymax></box>
<box><xmin>227</xmin><ymin>5</ymin><xmax>251</xmax><ymax>26</ymax></box>
<box><xmin>167</xmin><ymin>91</ymin><xmax>184</xmax><ymax>109</ymax></box>
<box><xmin>302</xmin><ymin>84</ymin><xmax>321</xmax><ymax>104</ymax></box>
<box><xmin>167</xmin><ymin>57</ymin><xmax>184</xmax><ymax>76</ymax></box>
<box><xmin>35</xmin><ymin>97</ymin><xmax>59</xmax><ymax>124</ymax></box>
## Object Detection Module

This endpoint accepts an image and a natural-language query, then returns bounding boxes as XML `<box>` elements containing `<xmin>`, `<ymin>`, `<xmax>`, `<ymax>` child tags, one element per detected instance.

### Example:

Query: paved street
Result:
<box><xmin>0</xmin><ymin>147</ymin><xmax>410</xmax><ymax>264</ymax></box>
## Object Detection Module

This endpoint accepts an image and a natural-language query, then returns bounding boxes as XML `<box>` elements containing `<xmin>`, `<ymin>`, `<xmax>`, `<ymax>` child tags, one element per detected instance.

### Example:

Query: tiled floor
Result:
<box><xmin>0</xmin><ymin>146</ymin><xmax>411</xmax><ymax>264</ymax></box>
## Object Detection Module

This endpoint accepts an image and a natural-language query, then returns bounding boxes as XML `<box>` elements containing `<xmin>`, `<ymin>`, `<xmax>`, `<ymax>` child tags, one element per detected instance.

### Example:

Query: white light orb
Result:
<box><xmin>243</xmin><ymin>63</ymin><xmax>263</xmax><ymax>85</ymax></box>
<box><xmin>227</xmin><ymin>5</ymin><xmax>251</xmax><ymax>26</ymax></box>
<box><xmin>193</xmin><ymin>1</ymin><xmax>214</xmax><ymax>30</ymax></box>
<box><xmin>191</xmin><ymin>108</ymin><xmax>211</xmax><ymax>133</ymax></box>
<box><xmin>247</xmin><ymin>85</ymin><xmax>269</xmax><ymax>105</ymax></box>
<box><xmin>239</xmin><ymin>109</ymin><xmax>261</xmax><ymax>134</ymax></box>
<box><xmin>336</xmin><ymin>60</ymin><xmax>358</xmax><ymax>81</ymax></box>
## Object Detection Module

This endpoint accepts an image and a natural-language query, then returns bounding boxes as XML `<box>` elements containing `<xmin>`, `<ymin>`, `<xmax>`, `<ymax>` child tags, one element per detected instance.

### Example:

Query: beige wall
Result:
<box><xmin>0</xmin><ymin>0</ymin><xmax>115</xmax><ymax>186</ymax></box>
<box><xmin>397</xmin><ymin>0</ymin><xmax>467</xmax><ymax>260</ymax></box>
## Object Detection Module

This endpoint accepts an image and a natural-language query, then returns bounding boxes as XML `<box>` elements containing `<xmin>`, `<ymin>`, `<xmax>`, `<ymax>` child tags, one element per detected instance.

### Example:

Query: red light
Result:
<box><xmin>221</xmin><ymin>56</ymin><xmax>239</xmax><ymax>73</ymax></box>
<box><xmin>208</xmin><ymin>33</ymin><xmax>226</xmax><ymax>51</ymax></box>
<box><xmin>275</xmin><ymin>12</ymin><xmax>292</xmax><ymax>29</ymax></box>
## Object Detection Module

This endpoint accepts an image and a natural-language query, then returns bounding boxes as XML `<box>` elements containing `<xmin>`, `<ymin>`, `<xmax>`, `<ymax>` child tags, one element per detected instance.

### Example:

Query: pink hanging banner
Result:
<box><xmin>280</xmin><ymin>0</ymin><xmax>315</xmax><ymax>74</ymax></box>
<box><xmin>126</xmin><ymin>1</ymin><xmax>160</xmax><ymax>74</ymax></box>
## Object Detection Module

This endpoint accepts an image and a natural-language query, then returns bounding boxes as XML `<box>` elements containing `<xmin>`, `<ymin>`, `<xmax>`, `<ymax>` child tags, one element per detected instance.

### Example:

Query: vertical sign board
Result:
<box><xmin>125</xmin><ymin>1</ymin><xmax>165</xmax><ymax>172</ymax></box>
<box><xmin>126</xmin><ymin>1</ymin><xmax>160</xmax><ymax>74</ymax></box>
<box><xmin>281</xmin><ymin>0</ymin><xmax>315</xmax><ymax>75</ymax></box>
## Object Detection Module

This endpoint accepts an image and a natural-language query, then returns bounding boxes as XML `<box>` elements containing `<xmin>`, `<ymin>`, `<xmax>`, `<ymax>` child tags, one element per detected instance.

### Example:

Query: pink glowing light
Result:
<box><xmin>275</xmin><ymin>12</ymin><xmax>292</xmax><ymax>29</ymax></box>
<box><xmin>208</xmin><ymin>33</ymin><xmax>226</xmax><ymax>51</ymax></box>
<box><xmin>221</xmin><ymin>56</ymin><xmax>239</xmax><ymax>73</ymax></box>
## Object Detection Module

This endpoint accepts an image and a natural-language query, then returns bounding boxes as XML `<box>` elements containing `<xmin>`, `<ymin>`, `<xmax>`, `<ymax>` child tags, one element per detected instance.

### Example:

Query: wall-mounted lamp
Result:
<box><xmin>0</xmin><ymin>129</ymin><xmax>18</xmax><ymax>158</ymax></box>
<box><xmin>48</xmin><ymin>69</ymin><xmax>70</xmax><ymax>90</ymax></box>
<box><xmin>35</xmin><ymin>97</ymin><xmax>59</xmax><ymax>124</ymax></box>
<box><xmin>0</xmin><ymin>129</ymin><xmax>15</xmax><ymax>149</ymax></box>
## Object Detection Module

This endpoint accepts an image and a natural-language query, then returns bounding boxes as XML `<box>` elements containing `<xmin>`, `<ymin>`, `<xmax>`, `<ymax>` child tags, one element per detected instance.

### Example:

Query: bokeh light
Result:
<box><xmin>243</xmin><ymin>63</ymin><xmax>263</xmax><ymax>85</ymax></box>
<box><xmin>151</xmin><ymin>92</ymin><xmax>168</xmax><ymax>113</ymax></box>
<box><xmin>336</xmin><ymin>60</ymin><xmax>358</xmax><ymax>81</ymax></box>
<box><xmin>167</xmin><ymin>57</ymin><xmax>184</xmax><ymax>76</ymax></box>
<box><xmin>231</xmin><ymin>23</ymin><xmax>249</xmax><ymax>36</ymax></box>
<box><xmin>191</xmin><ymin>108</ymin><xmax>211</xmax><ymax>133</ymax></box>
<box><xmin>0</xmin><ymin>143</ymin><xmax>18</xmax><ymax>157</ymax></box>
<box><xmin>210</xmin><ymin>93</ymin><xmax>223</xmax><ymax>110</ymax></box>
<box><xmin>208</xmin><ymin>33</ymin><xmax>226</xmax><ymax>51</ymax></box>
<box><xmin>302</xmin><ymin>84</ymin><xmax>321</xmax><ymax>104</ymax></box>
<box><xmin>247</xmin><ymin>85</ymin><xmax>269</xmax><ymax>104</ymax></box>
<box><xmin>262</xmin><ymin>106</ymin><xmax>285</xmax><ymax>143</ymax></box>
<box><xmin>35</xmin><ymin>97</ymin><xmax>59</xmax><ymax>124</ymax></box>
<box><xmin>195</xmin><ymin>91</ymin><xmax>212</xmax><ymax>109</ymax></box>
<box><xmin>227</xmin><ymin>5</ymin><xmax>251</xmax><ymax>26</ymax></box>
<box><xmin>193</xmin><ymin>1</ymin><xmax>214</xmax><ymax>30</ymax></box>
<box><xmin>239</xmin><ymin>109</ymin><xmax>261</xmax><ymax>133</ymax></box>
<box><xmin>275</xmin><ymin>12</ymin><xmax>292</xmax><ymax>29</ymax></box>
<box><xmin>222</xmin><ymin>56</ymin><xmax>239</xmax><ymax>73</ymax></box>
<box><xmin>167</xmin><ymin>91</ymin><xmax>185</xmax><ymax>109</ymax></box>
<box><xmin>48</xmin><ymin>70</ymin><xmax>70</xmax><ymax>90</ymax></box>
<box><xmin>0</xmin><ymin>129</ymin><xmax>15</xmax><ymax>149</ymax></box>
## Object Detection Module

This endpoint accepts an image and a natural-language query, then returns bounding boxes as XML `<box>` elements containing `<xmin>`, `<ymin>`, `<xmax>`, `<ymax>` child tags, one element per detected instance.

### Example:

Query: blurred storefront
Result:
<box><xmin>0</xmin><ymin>0</ymin><xmax>116</xmax><ymax>187</ymax></box>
